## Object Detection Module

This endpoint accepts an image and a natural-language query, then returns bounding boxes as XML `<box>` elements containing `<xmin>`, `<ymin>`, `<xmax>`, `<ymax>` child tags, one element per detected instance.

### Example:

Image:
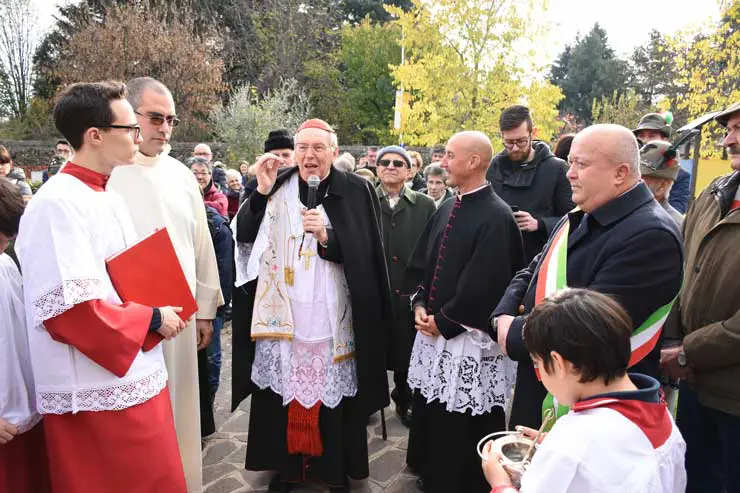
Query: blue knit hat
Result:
<box><xmin>377</xmin><ymin>145</ymin><xmax>412</xmax><ymax>168</ymax></box>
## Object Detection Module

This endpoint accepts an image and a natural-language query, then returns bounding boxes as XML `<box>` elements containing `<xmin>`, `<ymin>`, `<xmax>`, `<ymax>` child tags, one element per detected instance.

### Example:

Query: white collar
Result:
<box><xmin>456</xmin><ymin>182</ymin><xmax>488</xmax><ymax>199</ymax></box>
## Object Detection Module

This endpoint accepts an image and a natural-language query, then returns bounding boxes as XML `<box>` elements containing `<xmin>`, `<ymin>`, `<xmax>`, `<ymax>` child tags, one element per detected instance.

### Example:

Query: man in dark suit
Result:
<box><xmin>492</xmin><ymin>124</ymin><xmax>683</xmax><ymax>430</ymax></box>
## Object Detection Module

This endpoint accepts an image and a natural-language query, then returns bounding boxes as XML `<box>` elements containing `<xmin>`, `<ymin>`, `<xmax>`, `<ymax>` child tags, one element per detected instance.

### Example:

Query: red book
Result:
<box><xmin>106</xmin><ymin>228</ymin><xmax>197</xmax><ymax>351</ymax></box>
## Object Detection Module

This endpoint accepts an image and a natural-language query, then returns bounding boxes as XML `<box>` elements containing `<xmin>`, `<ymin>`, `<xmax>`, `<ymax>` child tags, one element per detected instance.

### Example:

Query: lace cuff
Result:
<box><xmin>31</xmin><ymin>277</ymin><xmax>103</xmax><ymax>326</ymax></box>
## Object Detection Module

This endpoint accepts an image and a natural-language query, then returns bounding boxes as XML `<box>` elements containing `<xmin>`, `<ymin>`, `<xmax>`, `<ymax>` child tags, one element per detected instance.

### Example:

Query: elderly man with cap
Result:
<box><xmin>661</xmin><ymin>100</ymin><xmax>740</xmax><ymax>493</ymax></box>
<box><xmin>374</xmin><ymin>145</ymin><xmax>435</xmax><ymax>427</ymax></box>
<box><xmin>633</xmin><ymin>112</ymin><xmax>691</xmax><ymax>213</ymax></box>
<box><xmin>231</xmin><ymin>119</ymin><xmax>393</xmax><ymax>492</ymax></box>
<box><xmin>640</xmin><ymin>140</ymin><xmax>684</xmax><ymax>227</ymax></box>
<box><xmin>240</xmin><ymin>129</ymin><xmax>296</xmax><ymax>203</ymax></box>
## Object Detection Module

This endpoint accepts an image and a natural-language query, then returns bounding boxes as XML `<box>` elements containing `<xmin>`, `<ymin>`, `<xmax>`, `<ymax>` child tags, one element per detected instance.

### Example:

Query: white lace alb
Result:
<box><xmin>408</xmin><ymin>331</ymin><xmax>515</xmax><ymax>416</ymax></box>
<box><xmin>38</xmin><ymin>367</ymin><xmax>168</xmax><ymax>415</ymax></box>
<box><xmin>31</xmin><ymin>277</ymin><xmax>102</xmax><ymax>326</ymax></box>
<box><xmin>252</xmin><ymin>338</ymin><xmax>358</xmax><ymax>409</ymax></box>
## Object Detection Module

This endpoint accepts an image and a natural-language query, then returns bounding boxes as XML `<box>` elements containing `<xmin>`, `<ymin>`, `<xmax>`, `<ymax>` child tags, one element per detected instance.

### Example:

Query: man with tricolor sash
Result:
<box><xmin>491</xmin><ymin>124</ymin><xmax>683</xmax><ymax>430</ymax></box>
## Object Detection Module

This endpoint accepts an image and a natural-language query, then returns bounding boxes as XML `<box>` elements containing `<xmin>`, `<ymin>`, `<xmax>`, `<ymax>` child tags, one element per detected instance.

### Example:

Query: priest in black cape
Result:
<box><xmin>402</xmin><ymin>131</ymin><xmax>525</xmax><ymax>493</ymax></box>
<box><xmin>231</xmin><ymin>119</ymin><xmax>393</xmax><ymax>493</ymax></box>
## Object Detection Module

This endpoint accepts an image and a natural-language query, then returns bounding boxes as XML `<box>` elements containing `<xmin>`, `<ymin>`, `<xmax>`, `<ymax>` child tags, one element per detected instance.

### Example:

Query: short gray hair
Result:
<box><xmin>423</xmin><ymin>164</ymin><xmax>447</xmax><ymax>181</ymax></box>
<box><xmin>126</xmin><ymin>77</ymin><xmax>170</xmax><ymax>110</ymax></box>
<box><xmin>185</xmin><ymin>156</ymin><xmax>211</xmax><ymax>172</ymax></box>
<box><xmin>334</xmin><ymin>152</ymin><xmax>355</xmax><ymax>172</ymax></box>
<box><xmin>225</xmin><ymin>168</ymin><xmax>241</xmax><ymax>181</ymax></box>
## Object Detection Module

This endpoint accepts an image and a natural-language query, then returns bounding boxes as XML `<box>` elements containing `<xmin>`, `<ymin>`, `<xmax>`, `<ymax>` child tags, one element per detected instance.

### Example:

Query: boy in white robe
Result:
<box><xmin>0</xmin><ymin>179</ymin><xmax>51</xmax><ymax>493</ymax></box>
<box><xmin>482</xmin><ymin>288</ymin><xmax>686</xmax><ymax>493</ymax></box>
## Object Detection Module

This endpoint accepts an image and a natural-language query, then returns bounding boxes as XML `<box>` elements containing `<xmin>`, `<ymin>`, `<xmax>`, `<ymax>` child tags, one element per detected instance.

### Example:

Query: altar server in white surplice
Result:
<box><xmin>16</xmin><ymin>81</ymin><xmax>187</xmax><ymax>493</ymax></box>
<box><xmin>0</xmin><ymin>179</ymin><xmax>51</xmax><ymax>493</ymax></box>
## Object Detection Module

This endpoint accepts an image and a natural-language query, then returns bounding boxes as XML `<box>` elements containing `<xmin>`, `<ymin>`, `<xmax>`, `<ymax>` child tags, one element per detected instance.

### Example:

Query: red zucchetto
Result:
<box><xmin>296</xmin><ymin>118</ymin><xmax>335</xmax><ymax>134</ymax></box>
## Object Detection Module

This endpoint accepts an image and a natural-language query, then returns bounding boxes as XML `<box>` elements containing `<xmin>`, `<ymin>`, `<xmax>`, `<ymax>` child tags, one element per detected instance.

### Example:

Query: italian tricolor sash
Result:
<box><xmin>537</xmin><ymin>218</ymin><xmax>675</xmax><ymax>427</ymax></box>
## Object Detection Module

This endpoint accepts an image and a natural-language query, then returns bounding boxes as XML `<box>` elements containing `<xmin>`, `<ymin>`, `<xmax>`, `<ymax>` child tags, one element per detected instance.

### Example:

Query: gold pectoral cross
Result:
<box><xmin>300</xmin><ymin>249</ymin><xmax>316</xmax><ymax>270</ymax></box>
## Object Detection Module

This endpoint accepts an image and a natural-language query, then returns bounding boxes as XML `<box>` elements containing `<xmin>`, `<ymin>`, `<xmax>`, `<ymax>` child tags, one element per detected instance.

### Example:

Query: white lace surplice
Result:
<box><xmin>408</xmin><ymin>328</ymin><xmax>516</xmax><ymax>416</ymax></box>
<box><xmin>250</xmin><ymin>183</ymin><xmax>357</xmax><ymax>409</ymax></box>
<box><xmin>15</xmin><ymin>173</ymin><xmax>167</xmax><ymax>415</ymax></box>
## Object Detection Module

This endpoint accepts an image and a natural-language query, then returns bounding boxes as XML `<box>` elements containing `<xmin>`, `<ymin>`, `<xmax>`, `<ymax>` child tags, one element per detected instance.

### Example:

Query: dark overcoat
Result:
<box><xmin>493</xmin><ymin>182</ymin><xmax>683</xmax><ymax>429</ymax></box>
<box><xmin>376</xmin><ymin>185</ymin><xmax>436</xmax><ymax>371</ymax></box>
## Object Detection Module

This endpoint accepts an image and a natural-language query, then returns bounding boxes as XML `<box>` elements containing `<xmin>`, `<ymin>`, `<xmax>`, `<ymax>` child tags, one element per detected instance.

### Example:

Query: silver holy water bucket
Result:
<box><xmin>477</xmin><ymin>431</ymin><xmax>536</xmax><ymax>488</ymax></box>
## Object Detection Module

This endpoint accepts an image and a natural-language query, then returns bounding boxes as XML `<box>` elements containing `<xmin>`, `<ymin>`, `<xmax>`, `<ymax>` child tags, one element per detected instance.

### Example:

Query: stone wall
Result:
<box><xmin>3</xmin><ymin>140</ymin><xmax>435</xmax><ymax>179</ymax></box>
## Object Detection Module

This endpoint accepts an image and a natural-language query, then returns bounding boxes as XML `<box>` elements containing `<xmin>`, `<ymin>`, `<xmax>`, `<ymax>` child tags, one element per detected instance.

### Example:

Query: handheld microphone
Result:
<box><xmin>307</xmin><ymin>175</ymin><xmax>320</xmax><ymax>210</ymax></box>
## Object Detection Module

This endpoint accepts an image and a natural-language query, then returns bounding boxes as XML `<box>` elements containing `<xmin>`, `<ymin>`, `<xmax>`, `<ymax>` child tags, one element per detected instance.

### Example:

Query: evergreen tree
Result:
<box><xmin>549</xmin><ymin>23</ymin><xmax>629</xmax><ymax>123</ymax></box>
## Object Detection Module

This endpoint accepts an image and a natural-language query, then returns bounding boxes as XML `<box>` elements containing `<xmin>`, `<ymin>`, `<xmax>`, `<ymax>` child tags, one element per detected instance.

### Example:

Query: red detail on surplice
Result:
<box><xmin>59</xmin><ymin>162</ymin><xmax>109</xmax><ymax>191</ymax></box>
<box><xmin>572</xmin><ymin>397</ymin><xmax>672</xmax><ymax>449</ymax></box>
<box><xmin>42</xmin><ymin>386</ymin><xmax>186</xmax><ymax>493</ymax></box>
<box><xmin>44</xmin><ymin>299</ymin><xmax>154</xmax><ymax>378</ymax></box>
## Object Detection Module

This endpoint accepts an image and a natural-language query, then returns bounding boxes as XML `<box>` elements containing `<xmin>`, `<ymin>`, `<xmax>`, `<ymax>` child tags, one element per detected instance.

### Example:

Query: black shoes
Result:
<box><xmin>268</xmin><ymin>474</ymin><xmax>293</xmax><ymax>492</ymax></box>
<box><xmin>416</xmin><ymin>477</ymin><xmax>426</xmax><ymax>491</ymax></box>
<box><xmin>396</xmin><ymin>405</ymin><xmax>413</xmax><ymax>428</ymax></box>
<box><xmin>328</xmin><ymin>481</ymin><xmax>350</xmax><ymax>493</ymax></box>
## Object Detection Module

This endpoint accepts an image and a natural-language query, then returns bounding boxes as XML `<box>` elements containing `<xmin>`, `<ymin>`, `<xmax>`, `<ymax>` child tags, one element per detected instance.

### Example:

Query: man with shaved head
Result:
<box><xmin>108</xmin><ymin>77</ymin><xmax>223</xmax><ymax>493</ymax></box>
<box><xmin>492</xmin><ymin>124</ymin><xmax>683</xmax><ymax>431</ymax></box>
<box><xmin>402</xmin><ymin>131</ymin><xmax>524</xmax><ymax>493</ymax></box>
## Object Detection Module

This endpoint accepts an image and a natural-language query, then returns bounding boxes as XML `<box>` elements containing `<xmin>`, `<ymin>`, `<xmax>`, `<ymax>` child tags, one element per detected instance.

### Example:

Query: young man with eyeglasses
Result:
<box><xmin>107</xmin><ymin>77</ymin><xmax>223</xmax><ymax>493</ymax></box>
<box><xmin>374</xmin><ymin>146</ymin><xmax>435</xmax><ymax>428</ymax></box>
<box><xmin>15</xmin><ymin>81</ymin><xmax>188</xmax><ymax>492</ymax></box>
<box><xmin>232</xmin><ymin>119</ymin><xmax>393</xmax><ymax>492</ymax></box>
<box><xmin>486</xmin><ymin>105</ymin><xmax>574</xmax><ymax>263</ymax></box>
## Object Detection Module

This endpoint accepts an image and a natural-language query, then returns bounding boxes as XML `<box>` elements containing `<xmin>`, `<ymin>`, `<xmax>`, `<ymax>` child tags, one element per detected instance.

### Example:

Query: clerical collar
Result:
<box><xmin>298</xmin><ymin>172</ymin><xmax>331</xmax><ymax>207</ymax></box>
<box><xmin>456</xmin><ymin>182</ymin><xmax>489</xmax><ymax>199</ymax></box>
<box><xmin>59</xmin><ymin>162</ymin><xmax>109</xmax><ymax>191</ymax></box>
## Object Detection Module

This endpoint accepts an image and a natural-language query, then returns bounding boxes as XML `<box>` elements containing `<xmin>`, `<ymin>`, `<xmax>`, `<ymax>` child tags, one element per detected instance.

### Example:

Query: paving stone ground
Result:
<box><xmin>202</xmin><ymin>324</ymin><xmax>423</xmax><ymax>493</ymax></box>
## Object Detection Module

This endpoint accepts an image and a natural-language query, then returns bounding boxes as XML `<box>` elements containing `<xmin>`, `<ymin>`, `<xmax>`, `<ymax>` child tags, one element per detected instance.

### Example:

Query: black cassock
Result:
<box><xmin>231</xmin><ymin>166</ymin><xmax>393</xmax><ymax>488</ymax></box>
<box><xmin>402</xmin><ymin>184</ymin><xmax>524</xmax><ymax>493</ymax></box>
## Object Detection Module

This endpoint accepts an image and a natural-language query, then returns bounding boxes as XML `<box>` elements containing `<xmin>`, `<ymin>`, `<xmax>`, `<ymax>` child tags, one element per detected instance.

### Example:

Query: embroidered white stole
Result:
<box><xmin>241</xmin><ymin>174</ymin><xmax>355</xmax><ymax>362</ymax></box>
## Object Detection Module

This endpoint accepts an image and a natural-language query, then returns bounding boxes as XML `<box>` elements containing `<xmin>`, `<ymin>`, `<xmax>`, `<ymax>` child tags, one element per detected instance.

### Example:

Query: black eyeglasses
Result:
<box><xmin>503</xmin><ymin>135</ymin><xmax>531</xmax><ymax>149</ymax></box>
<box><xmin>97</xmin><ymin>124</ymin><xmax>141</xmax><ymax>139</ymax></box>
<box><xmin>378</xmin><ymin>159</ymin><xmax>408</xmax><ymax>168</ymax></box>
<box><xmin>135</xmin><ymin>111</ymin><xmax>180</xmax><ymax>127</ymax></box>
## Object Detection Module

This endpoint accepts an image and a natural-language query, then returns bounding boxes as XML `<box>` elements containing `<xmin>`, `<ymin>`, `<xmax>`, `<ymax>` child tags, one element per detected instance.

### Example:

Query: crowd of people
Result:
<box><xmin>0</xmin><ymin>74</ymin><xmax>739</xmax><ymax>493</ymax></box>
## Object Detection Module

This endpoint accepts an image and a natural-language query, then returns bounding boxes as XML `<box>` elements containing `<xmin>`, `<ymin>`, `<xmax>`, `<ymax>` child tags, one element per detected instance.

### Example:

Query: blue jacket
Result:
<box><xmin>493</xmin><ymin>182</ymin><xmax>684</xmax><ymax>429</ymax></box>
<box><xmin>668</xmin><ymin>167</ymin><xmax>691</xmax><ymax>213</ymax></box>
<box><xmin>205</xmin><ymin>206</ymin><xmax>233</xmax><ymax>313</ymax></box>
